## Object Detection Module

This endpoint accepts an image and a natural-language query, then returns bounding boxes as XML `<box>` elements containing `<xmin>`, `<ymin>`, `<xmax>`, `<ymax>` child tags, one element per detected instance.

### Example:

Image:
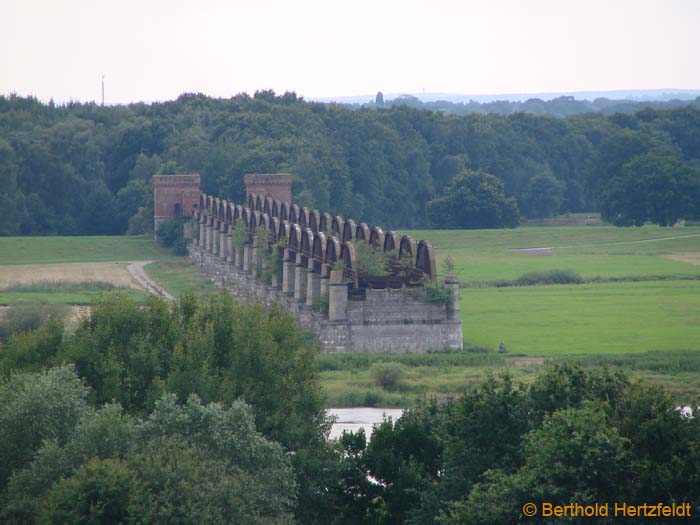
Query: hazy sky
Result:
<box><xmin>2</xmin><ymin>0</ymin><xmax>699</xmax><ymax>104</ymax></box>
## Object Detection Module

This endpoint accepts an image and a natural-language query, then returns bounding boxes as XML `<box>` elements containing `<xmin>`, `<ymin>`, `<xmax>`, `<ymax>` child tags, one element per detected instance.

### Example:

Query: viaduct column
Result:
<box><xmin>282</xmin><ymin>249</ymin><xmax>296</xmax><ymax>296</ymax></box>
<box><xmin>294</xmin><ymin>253</ymin><xmax>307</xmax><ymax>303</ymax></box>
<box><xmin>213</xmin><ymin>221</ymin><xmax>221</xmax><ymax>257</ymax></box>
<box><xmin>206</xmin><ymin>217</ymin><xmax>215</xmax><ymax>253</ymax></box>
<box><xmin>319</xmin><ymin>264</ymin><xmax>330</xmax><ymax>309</ymax></box>
<box><xmin>306</xmin><ymin>259</ymin><xmax>320</xmax><ymax>308</ymax></box>
<box><xmin>225</xmin><ymin>228</ymin><xmax>233</xmax><ymax>263</ymax></box>
<box><xmin>219</xmin><ymin>224</ymin><xmax>229</xmax><ymax>260</ymax></box>
<box><xmin>243</xmin><ymin>242</ymin><xmax>253</xmax><ymax>273</ymax></box>
<box><xmin>198</xmin><ymin>214</ymin><xmax>206</xmax><ymax>249</ymax></box>
<box><xmin>328</xmin><ymin>269</ymin><xmax>347</xmax><ymax>321</ymax></box>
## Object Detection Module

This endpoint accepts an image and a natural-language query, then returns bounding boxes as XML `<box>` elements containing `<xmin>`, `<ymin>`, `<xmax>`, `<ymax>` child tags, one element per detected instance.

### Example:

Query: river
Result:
<box><xmin>328</xmin><ymin>407</ymin><xmax>404</xmax><ymax>440</ymax></box>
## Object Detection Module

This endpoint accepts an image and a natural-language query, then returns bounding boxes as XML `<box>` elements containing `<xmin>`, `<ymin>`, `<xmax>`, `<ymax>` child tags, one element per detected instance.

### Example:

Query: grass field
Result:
<box><xmin>0</xmin><ymin>235</ymin><xmax>176</xmax><ymax>265</ymax></box>
<box><xmin>404</xmin><ymin>226</ymin><xmax>700</xmax><ymax>356</ymax></box>
<box><xmin>407</xmin><ymin>227</ymin><xmax>700</xmax><ymax>283</ymax></box>
<box><xmin>143</xmin><ymin>260</ymin><xmax>218</xmax><ymax>299</ymax></box>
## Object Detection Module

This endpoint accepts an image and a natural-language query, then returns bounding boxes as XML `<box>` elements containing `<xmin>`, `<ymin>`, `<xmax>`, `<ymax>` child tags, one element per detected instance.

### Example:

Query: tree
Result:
<box><xmin>427</xmin><ymin>170</ymin><xmax>520</xmax><ymax>229</ymax></box>
<box><xmin>0</xmin><ymin>366</ymin><xmax>89</xmax><ymax>490</ymax></box>
<box><xmin>599</xmin><ymin>153</ymin><xmax>700</xmax><ymax>226</ymax></box>
<box><xmin>521</xmin><ymin>171</ymin><xmax>565</xmax><ymax>218</ymax></box>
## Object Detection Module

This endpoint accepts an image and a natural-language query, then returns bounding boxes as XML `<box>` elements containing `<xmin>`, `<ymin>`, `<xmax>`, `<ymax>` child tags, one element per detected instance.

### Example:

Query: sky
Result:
<box><xmin>2</xmin><ymin>0</ymin><xmax>699</xmax><ymax>104</ymax></box>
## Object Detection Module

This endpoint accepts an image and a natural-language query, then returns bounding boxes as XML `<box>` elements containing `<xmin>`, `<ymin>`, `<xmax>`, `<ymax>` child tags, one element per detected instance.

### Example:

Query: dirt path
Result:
<box><xmin>126</xmin><ymin>261</ymin><xmax>174</xmax><ymax>301</ymax></box>
<box><xmin>512</xmin><ymin>232</ymin><xmax>700</xmax><ymax>254</ymax></box>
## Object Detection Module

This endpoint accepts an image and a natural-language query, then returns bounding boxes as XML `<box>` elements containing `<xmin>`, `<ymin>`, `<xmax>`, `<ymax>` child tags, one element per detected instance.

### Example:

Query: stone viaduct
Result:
<box><xmin>156</xmin><ymin>173</ymin><xmax>463</xmax><ymax>353</ymax></box>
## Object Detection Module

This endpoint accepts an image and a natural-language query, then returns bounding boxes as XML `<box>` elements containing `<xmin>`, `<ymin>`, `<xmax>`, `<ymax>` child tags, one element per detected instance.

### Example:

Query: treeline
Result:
<box><xmin>1</xmin><ymin>92</ymin><xmax>699</xmax><ymax>234</ymax></box>
<box><xmin>364</xmin><ymin>93</ymin><xmax>700</xmax><ymax>117</ymax></box>
<box><xmin>1</xmin><ymin>294</ymin><xmax>698</xmax><ymax>524</ymax></box>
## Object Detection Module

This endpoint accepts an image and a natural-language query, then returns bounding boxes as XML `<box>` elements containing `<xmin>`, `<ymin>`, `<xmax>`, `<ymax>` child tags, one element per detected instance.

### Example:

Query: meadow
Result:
<box><xmin>0</xmin><ymin>235</ymin><xmax>176</xmax><ymax>265</ymax></box>
<box><xmin>406</xmin><ymin>226</ymin><xmax>700</xmax><ymax>356</ymax></box>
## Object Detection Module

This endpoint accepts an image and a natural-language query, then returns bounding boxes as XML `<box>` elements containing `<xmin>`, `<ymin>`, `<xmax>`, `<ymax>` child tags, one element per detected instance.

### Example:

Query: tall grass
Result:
<box><xmin>1</xmin><ymin>281</ymin><xmax>122</xmax><ymax>293</ymax></box>
<box><xmin>318</xmin><ymin>350</ymin><xmax>503</xmax><ymax>372</ymax></box>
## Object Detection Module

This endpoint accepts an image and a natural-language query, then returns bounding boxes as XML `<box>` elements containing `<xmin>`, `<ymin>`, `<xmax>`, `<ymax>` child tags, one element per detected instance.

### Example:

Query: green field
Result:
<box><xmin>0</xmin><ymin>235</ymin><xmax>176</xmax><ymax>265</ymax></box>
<box><xmin>405</xmin><ymin>226</ymin><xmax>700</xmax><ymax>356</ymax></box>
<box><xmin>407</xmin><ymin>226</ymin><xmax>700</xmax><ymax>283</ymax></box>
<box><xmin>144</xmin><ymin>260</ymin><xmax>219</xmax><ymax>299</ymax></box>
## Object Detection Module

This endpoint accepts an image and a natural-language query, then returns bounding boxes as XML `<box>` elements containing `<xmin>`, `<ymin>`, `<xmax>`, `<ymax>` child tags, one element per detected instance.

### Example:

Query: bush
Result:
<box><xmin>157</xmin><ymin>219</ymin><xmax>187</xmax><ymax>256</ymax></box>
<box><xmin>370</xmin><ymin>362</ymin><xmax>408</xmax><ymax>391</ymax></box>
<box><xmin>514</xmin><ymin>269</ymin><xmax>583</xmax><ymax>286</ymax></box>
<box><xmin>0</xmin><ymin>303</ymin><xmax>68</xmax><ymax>341</ymax></box>
<box><xmin>354</xmin><ymin>242</ymin><xmax>389</xmax><ymax>276</ymax></box>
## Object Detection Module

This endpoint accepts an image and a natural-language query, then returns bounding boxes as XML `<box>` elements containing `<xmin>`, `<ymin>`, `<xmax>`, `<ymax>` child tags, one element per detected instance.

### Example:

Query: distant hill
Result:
<box><xmin>314</xmin><ymin>89</ymin><xmax>700</xmax><ymax>105</ymax></box>
<box><xmin>312</xmin><ymin>89</ymin><xmax>700</xmax><ymax>117</ymax></box>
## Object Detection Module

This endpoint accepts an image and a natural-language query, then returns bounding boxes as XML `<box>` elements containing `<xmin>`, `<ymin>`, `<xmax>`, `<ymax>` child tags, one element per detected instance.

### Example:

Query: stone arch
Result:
<box><xmin>271</xmin><ymin>200</ymin><xmax>279</xmax><ymax>218</ymax></box>
<box><xmin>226</xmin><ymin>202</ymin><xmax>233</xmax><ymax>223</ymax></box>
<box><xmin>211</xmin><ymin>197</ymin><xmax>219</xmax><ymax>218</ymax></box>
<box><xmin>325</xmin><ymin>236</ymin><xmax>341</xmax><ymax>268</ymax></box>
<box><xmin>288</xmin><ymin>224</ymin><xmax>302</xmax><ymax>257</ymax></box>
<box><xmin>241</xmin><ymin>207</ymin><xmax>250</xmax><ymax>230</ymax></box>
<box><xmin>340</xmin><ymin>242</ymin><xmax>358</xmax><ymax>286</ymax></box>
<box><xmin>355</xmin><ymin>222</ymin><xmax>370</xmax><ymax>242</ymax></box>
<box><xmin>300</xmin><ymin>228</ymin><xmax>313</xmax><ymax>265</ymax></box>
<box><xmin>199</xmin><ymin>193</ymin><xmax>206</xmax><ymax>213</ymax></box>
<box><xmin>279</xmin><ymin>202</ymin><xmax>288</xmax><ymax>221</ymax></box>
<box><xmin>218</xmin><ymin>199</ymin><xmax>225</xmax><ymax>219</ymax></box>
<box><xmin>278</xmin><ymin>220</ymin><xmax>290</xmax><ymax>249</ymax></box>
<box><xmin>331</xmin><ymin>216</ymin><xmax>344</xmax><ymax>238</ymax></box>
<box><xmin>233</xmin><ymin>204</ymin><xmax>242</xmax><ymax>225</ymax></box>
<box><xmin>416</xmin><ymin>240</ymin><xmax>437</xmax><ymax>283</ymax></box>
<box><xmin>255</xmin><ymin>194</ymin><xmax>263</xmax><ymax>212</ymax></box>
<box><xmin>369</xmin><ymin>226</ymin><xmax>384</xmax><ymax>249</ymax></box>
<box><xmin>249</xmin><ymin>210</ymin><xmax>260</xmax><ymax>235</ymax></box>
<box><xmin>258</xmin><ymin>213</ymin><xmax>271</xmax><ymax>249</ymax></box>
<box><xmin>399</xmin><ymin>235</ymin><xmax>417</xmax><ymax>259</ymax></box>
<box><xmin>311</xmin><ymin>231</ymin><xmax>326</xmax><ymax>273</ymax></box>
<box><xmin>320</xmin><ymin>213</ymin><xmax>332</xmax><ymax>233</ymax></box>
<box><xmin>269</xmin><ymin>217</ymin><xmax>280</xmax><ymax>244</ymax></box>
<box><xmin>308</xmin><ymin>210</ymin><xmax>320</xmax><ymax>233</ymax></box>
<box><xmin>384</xmin><ymin>230</ymin><xmax>399</xmax><ymax>253</ymax></box>
<box><xmin>247</xmin><ymin>193</ymin><xmax>256</xmax><ymax>211</ymax></box>
<box><xmin>342</xmin><ymin>219</ymin><xmax>356</xmax><ymax>243</ymax></box>
<box><xmin>298</xmin><ymin>207</ymin><xmax>310</xmax><ymax>228</ymax></box>
<box><xmin>289</xmin><ymin>204</ymin><xmax>300</xmax><ymax>225</ymax></box>
<box><xmin>263</xmin><ymin>196</ymin><xmax>273</xmax><ymax>216</ymax></box>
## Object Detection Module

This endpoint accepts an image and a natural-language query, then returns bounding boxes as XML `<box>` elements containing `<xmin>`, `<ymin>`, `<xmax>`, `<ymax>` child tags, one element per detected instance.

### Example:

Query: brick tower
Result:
<box><xmin>244</xmin><ymin>173</ymin><xmax>293</xmax><ymax>203</ymax></box>
<box><xmin>153</xmin><ymin>174</ymin><xmax>201</xmax><ymax>235</ymax></box>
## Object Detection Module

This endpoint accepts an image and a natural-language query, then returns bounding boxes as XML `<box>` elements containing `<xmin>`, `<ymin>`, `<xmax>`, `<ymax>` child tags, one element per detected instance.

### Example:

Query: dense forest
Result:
<box><xmin>1</xmin><ymin>92</ymin><xmax>699</xmax><ymax>234</ymax></box>
<box><xmin>1</xmin><ymin>294</ymin><xmax>698</xmax><ymax>524</ymax></box>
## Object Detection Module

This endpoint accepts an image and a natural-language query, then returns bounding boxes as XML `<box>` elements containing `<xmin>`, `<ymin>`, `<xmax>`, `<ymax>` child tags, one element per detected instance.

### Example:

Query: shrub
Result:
<box><xmin>0</xmin><ymin>303</ymin><xmax>68</xmax><ymax>341</ymax></box>
<box><xmin>156</xmin><ymin>219</ymin><xmax>182</xmax><ymax>247</ymax></box>
<box><xmin>354</xmin><ymin>242</ymin><xmax>389</xmax><ymax>276</ymax></box>
<box><xmin>370</xmin><ymin>362</ymin><xmax>408</xmax><ymax>391</ymax></box>
<box><xmin>514</xmin><ymin>269</ymin><xmax>583</xmax><ymax>286</ymax></box>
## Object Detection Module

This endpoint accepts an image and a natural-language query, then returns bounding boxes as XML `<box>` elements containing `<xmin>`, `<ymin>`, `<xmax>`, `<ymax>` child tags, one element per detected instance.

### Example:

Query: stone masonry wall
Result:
<box><xmin>189</xmin><ymin>243</ymin><xmax>463</xmax><ymax>354</ymax></box>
